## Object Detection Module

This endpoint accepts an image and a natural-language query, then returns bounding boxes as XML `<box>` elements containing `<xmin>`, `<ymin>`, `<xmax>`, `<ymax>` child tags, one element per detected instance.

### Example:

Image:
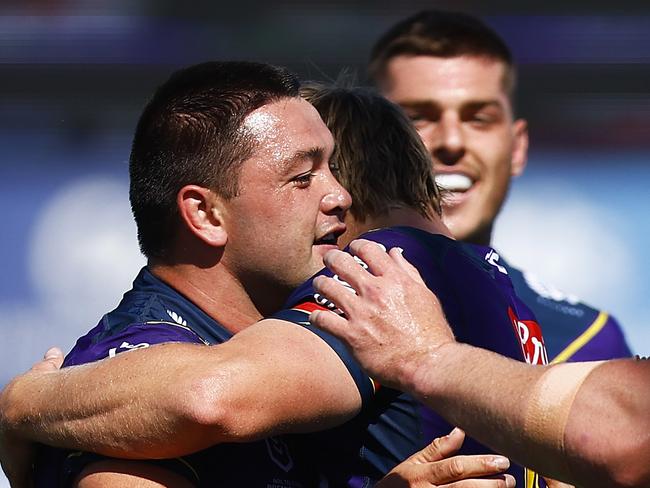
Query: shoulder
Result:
<box><xmin>64</xmin><ymin>292</ymin><xmax>207</xmax><ymax>368</ymax></box>
<box><xmin>501</xmin><ymin>259</ymin><xmax>631</xmax><ymax>362</ymax></box>
<box><xmin>64</xmin><ymin>320</ymin><xmax>205</xmax><ymax>367</ymax></box>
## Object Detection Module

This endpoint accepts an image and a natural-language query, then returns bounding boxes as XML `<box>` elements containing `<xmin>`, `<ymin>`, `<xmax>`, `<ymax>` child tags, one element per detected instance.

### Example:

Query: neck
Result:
<box><xmin>465</xmin><ymin>224</ymin><xmax>494</xmax><ymax>247</ymax></box>
<box><xmin>346</xmin><ymin>206</ymin><xmax>454</xmax><ymax>244</ymax></box>
<box><xmin>149</xmin><ymin>262</ymin><xmax>263</xmax><ymax>334</ymax></box>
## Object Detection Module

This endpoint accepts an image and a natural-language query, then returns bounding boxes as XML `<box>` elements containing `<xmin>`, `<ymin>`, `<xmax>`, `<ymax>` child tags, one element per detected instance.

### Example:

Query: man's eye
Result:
<box><xmin>407</xmin><ymin>113</ymin><xmax>427</xmax><ymax>124</ymax></box>
<box><xmin>471</xmin><ymin>113</ymin><xmax>494</xmax><ymax>125</ymax></box>
<box><xmin>292</xmin><ymin>172</ymin><xmax>315</xmax><ymax>188</ymax></box>
<box><xmin>329</xmin><ymin>163</ymin><xmax>340</xmax><ymax>177</ymax></box>
<box><xmin>407</xmin><ymin>113</ymin><xmax>436</xmax><ymax>130</ymax></box>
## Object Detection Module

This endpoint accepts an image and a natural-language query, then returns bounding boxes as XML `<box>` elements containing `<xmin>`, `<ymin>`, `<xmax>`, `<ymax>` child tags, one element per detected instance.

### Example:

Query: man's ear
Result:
<box><xmin>511</xmin><ymin>118</ymin><xmax>529</xmax><ymax>178</ymax></box>
<box><xmin>177</xmin><ymin>185</ymin><xmax>228</xmax><ymax>247</ymax></box>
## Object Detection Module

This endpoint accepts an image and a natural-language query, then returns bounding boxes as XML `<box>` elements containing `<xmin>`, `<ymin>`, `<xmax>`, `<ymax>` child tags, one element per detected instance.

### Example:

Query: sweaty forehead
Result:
<box><xmin>241</xmin><ymin>97</ymin><xmax>334</xmax><ymax>164</ymax></box>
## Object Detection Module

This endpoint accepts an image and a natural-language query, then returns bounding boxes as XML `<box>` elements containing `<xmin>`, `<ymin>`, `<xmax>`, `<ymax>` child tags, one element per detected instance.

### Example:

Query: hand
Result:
<box><xmin>377</xmin><ymin>428</ymin><xmax>515</xmax><ymax>487</ymax></box>
<box><xmin>310</xmin><ymin>239</ymin><xmax>455</xmax><ymax>390</ymax></box>
<box><xmin>0</xmin><ymin>347</ymin><xmax>64</xmax><ymax>488</ymax></box>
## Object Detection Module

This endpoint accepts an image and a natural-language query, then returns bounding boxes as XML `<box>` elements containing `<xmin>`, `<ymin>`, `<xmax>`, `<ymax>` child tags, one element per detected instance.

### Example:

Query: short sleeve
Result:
<box><xmin>272</xmin><ymin>303</ymin><xmax>377</xmax><ymax>408</ymax></box>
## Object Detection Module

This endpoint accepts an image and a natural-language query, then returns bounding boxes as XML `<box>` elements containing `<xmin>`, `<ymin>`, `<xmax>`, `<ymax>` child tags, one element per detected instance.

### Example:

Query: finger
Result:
<box><xmin>312</xmin><ymin>275</ymin><xmax>359</xmax><ymax>316</ymax></box>
<box><xmin>422</xmin><ymin>454</ymin><xmax>511</xmax><ymax>485</ymax></box>
<box><xmin>29</xmin><ymin>347</ymin><xmax>64</xmax><ymax>372</ymax></box>
<box><xmin>445</xmin><ymin>473</ymin><xmax>516</xmax><ymax>487</ymax></box>
<box><xmin>347</xmin><ymin>239</ymin><xmax>395</xmax><ymax>277</ymax></box>
<box><xmin>44</xmin><ymin>346</ymin><xmax>63</xmax><ymax>362</ymax></box>
<box><xmin>407</xmin><ymin>428</ymin><xmax>466</xmax><ymax>464</ymax></box>
<box><xmin>388</xmin><ymin>246</ymin><xmax>427</xmax><ymax>286</ymax></box>
<box><xmin>309</xmin><ymin>308</ymin><xmax>351</xmax><ymax>342</ymax></box>
<box><xmin>321</xmin><ymin>250</ymin><xmax>375</xmax><ymax>295</ymax></box>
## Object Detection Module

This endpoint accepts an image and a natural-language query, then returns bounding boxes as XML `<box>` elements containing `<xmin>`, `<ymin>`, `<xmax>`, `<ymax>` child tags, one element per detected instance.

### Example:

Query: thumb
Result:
<box><xmin>30</xmin><ymin>347</ymin><xmax>64</xmax><ymax>372</ymax></box>
<box><xmin>408</xmin><ymin>428</ymin><xmax>466</xmax><ymax>464</ymax></box>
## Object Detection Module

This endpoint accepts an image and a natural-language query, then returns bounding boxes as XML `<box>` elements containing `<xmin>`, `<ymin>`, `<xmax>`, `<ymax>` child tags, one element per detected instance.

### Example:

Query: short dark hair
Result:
<box><xmin>301</xmin><ymin>83</ymin><xmax>441</xmax><ymax>221</ymax></box>
<box><xmin>129</xmin><ymin>61</ymin><xmax>300</xmax><ymax>260</ymax></box>
<box><xmin>369</xmin><ymin>10</ymin><xmax>515</xmax><ymax>97</ymax></box>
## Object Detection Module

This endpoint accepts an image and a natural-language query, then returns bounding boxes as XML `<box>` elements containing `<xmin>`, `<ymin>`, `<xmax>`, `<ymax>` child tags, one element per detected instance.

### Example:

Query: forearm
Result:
<box><xmin>1</xmin><ymin>343</ymin><xmax>213</xmax><ymax>459</ymax></box>
<box><xmin>408</xmin><ymin>344</ymin><xmax>650</xmax><ymax>487</ymax></box>
<box><xmin>408</xmin><ymin>343</ymin><xmax>544</xmax><ymax>472</ymax></box>
<box><xmin>1</xmin><ymin>321</ymin><xmax>360</xmax><ymax>459</ymax></box>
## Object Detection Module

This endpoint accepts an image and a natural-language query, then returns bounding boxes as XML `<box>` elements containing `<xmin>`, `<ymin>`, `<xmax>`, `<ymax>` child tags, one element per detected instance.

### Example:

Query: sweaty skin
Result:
<box><xmin>309</xmin><ymin>239</ymin><xmax>650</xmax><ymax>488</ymax></box>
<box><xmin>0</xmin><ymin>349</ymin><xmax>516</xmax><ymax>488</ymax></box>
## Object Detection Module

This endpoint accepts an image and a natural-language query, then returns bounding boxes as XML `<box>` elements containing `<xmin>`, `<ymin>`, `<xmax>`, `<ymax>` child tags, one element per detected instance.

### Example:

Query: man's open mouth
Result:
<box><xmin>315</xmin><ymin>226</ymin><xmax>346</xmax><ymax>246</ymax></box>
<box><xmin>315</xmin><ymin>232</ymin><xmax>339</xmax><ymax>245</ymax></box>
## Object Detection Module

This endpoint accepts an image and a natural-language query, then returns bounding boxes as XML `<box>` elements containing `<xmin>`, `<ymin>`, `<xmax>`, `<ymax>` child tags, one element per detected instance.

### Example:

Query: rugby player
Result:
<box><xmin>0</xmin><ymin>65</ymin><xmax>514</xmax><ymax>488</ymax></box>
<box><xmin>309</xmin><ymin>240</ymin><xmax>650</xmax><ymax>488</ymax></box>
<box><xmin>277</xmin><ymin>85</ymin><xmax>549</xmax><ymax>487</ymax></box>
<box><xmin>24</xmin><ymin>60</ymin><xmax>359</xmax><ymax>487</ymax></box>
<box><xmin>369</xmin><ymin>10</ymin><xmax>632</xmax><ymax>362</ymax></box>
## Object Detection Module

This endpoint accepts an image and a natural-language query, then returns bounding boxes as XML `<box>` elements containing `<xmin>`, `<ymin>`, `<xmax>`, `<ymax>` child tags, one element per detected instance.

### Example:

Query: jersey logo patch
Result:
<box><xmin>265</xmin><ymin>437</ymin><xmax>294</xmax><ymax>473</ymax></box>
<box><xmin>167</xmin><ymin>309</ymin><xmax>187</xmax><ymax>326</ymax></box>
<box><xmin>508</xmin><ymin>307</ymin><xmax>548</xmax><ymax>365</ymax></box>
<box><xmin>484</xmin><ymin>249</ymin><xmax>508</xmax><ymax>275</ymax></box>
<box><xmin>108</xmin><ymin>341</ymin><xmax>150</xmax><ymax>358</ymax></box>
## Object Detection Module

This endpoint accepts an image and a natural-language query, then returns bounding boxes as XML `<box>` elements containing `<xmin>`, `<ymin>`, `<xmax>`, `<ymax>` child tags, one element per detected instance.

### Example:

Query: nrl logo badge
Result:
<box><xmin>265</xmin><ymin>437</ymin><xmax>294</xmax><ymax>473</ymax></box>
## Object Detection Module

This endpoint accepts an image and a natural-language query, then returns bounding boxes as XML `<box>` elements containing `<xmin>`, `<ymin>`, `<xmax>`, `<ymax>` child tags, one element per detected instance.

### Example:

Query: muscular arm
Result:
<box><xmin>308</xmin><ymin>239</ymin><xmax>650</xmax><ymax>488</ymax></box>
<box><xmin>0</xmin><ymin>319</ymin><xmax>361</xmax><ymax>459</ymax></box>
<box><xmin>404</xmin><ymin>344</ymin><xmax>650</xmax><ymax>487</ymax></box>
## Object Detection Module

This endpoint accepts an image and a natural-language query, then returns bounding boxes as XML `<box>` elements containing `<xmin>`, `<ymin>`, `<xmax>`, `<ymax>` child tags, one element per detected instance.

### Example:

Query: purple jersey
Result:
<box><xmin>275</xmin><ymin>227</ymin><xmax>549</xmax><ymax>488</ymax></box>
<box><xmin>34</xmin><ymin>267</ymin><xmax>323</xmax><ymax>487</ymax></box>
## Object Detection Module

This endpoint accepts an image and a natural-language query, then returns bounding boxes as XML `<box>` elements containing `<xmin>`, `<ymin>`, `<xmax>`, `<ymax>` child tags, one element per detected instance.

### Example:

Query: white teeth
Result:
<box><xmin>435</xmin><ymin>174</ymin><xmax>473</xmax><ymax>192</ymax></box>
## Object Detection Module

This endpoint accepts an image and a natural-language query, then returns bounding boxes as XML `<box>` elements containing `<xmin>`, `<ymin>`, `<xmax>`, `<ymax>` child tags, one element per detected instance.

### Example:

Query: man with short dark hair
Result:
<box><xmin>25</xmin><ymin>61</ymin><xmax>359</xmax><ymax>487</ymax></box>
<box><xmin>369</xmin><ymin>10</ymin><xmax>632</xmax><ymax>363</ymax></box>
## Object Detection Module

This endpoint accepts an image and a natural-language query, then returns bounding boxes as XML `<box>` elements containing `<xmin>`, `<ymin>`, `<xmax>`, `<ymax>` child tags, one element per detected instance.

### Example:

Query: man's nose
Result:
<box><xmin>432</xmin><ymin>114</ymin><xmax>465</xmax><ymax>166</ymax></box>
<box><xmin>322</xmin><ymin>183</ymin><xmax>352</xmax><ymax>216</ymax></box>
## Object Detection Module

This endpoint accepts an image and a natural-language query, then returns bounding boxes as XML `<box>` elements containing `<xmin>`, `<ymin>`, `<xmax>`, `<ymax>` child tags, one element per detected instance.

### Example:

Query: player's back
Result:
<box><xmin>281</xmin><ymin>226</ymin><xmax>547</xmax><ymax>487</ymax></box>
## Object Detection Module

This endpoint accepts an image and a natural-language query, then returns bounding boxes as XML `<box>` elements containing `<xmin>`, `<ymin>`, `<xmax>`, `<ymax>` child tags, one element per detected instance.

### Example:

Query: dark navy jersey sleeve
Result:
<box><xmin>272</xmin><ymin>303</ymin><xmax>377</xmax><ymax>408</ymax></box>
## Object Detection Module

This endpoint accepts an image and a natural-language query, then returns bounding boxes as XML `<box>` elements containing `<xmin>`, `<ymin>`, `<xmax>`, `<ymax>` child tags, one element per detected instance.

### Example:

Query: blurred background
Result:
<box><xmin>1</xmin><ymin>1</ymin><xmax>649</xmax><ymax>474</ymax></box>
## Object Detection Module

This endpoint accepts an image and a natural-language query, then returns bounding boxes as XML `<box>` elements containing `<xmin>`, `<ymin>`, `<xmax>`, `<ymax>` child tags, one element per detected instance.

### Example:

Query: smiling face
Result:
<box><xmin>381</xmin><ymin>55</ymin><xmax>528</xmax><ymax>245</ymax></box>
<box><xmin>219</xmin><ymin>97</ymin><xmax>351</xmax><ymax>306</ymax></box>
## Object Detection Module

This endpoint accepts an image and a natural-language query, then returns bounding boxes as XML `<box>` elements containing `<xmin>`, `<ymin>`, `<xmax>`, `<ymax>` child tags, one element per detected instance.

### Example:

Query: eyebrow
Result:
<box><xmin>399</xmin><ymin>99</ymin><xmax>505</xmax><ymax>111</ymax></box>
<box><xmin>462</xmin><ymin>100</ymin><xmax>505</xmax><ymax>111</ymax></box>
<box><xmin>281</xmin><ymin>147</ymin><xmax>325</xmax><ymax>173</ymax></box>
